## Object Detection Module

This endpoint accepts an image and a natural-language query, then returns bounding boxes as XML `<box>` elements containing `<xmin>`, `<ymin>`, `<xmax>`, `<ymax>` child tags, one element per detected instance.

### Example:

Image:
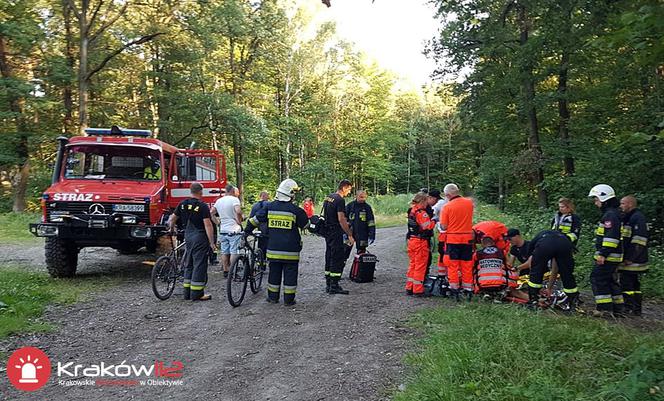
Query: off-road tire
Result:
<box><xmin>145</xmin><ymin>240</ymin><xmax>158</xmax><ymax>253</ymax></box>
<box><xmin>45</xmin><ymin>238</ymin><xmax>78</xmax><ymax>277</ymax></box>
<box><xmin>117</xmin><ymin>242</ymin><xmax>142</xmax><ymax>255</ymax></box>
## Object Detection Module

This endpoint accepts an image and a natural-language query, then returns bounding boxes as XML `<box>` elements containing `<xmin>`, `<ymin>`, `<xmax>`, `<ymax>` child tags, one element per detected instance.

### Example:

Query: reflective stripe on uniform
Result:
<box><xmin>528</xmin><ymin>281</ymin><xmax>543</xmax><ymax>289</ymax></box>
<box><xmin>631</xmin><ymin>235</ymin><xmax>648</xmax><ymax>246</ymax></box>
<box><xmin>283</xmin><ymin>285</ymin><xmax>297</xmax><ymax>294</ymax></box>
<box><xmin>329</xmin><ymin>272</ymin><xmax>342</xmax><ymax>278</ymax></box>
<box><xmin>267</xmin><ymin>283</ymin><xmax>280</xmax><ymax>293</ymax></box>
<box><xmin>267</xmin><ymin>211</ymin><xmax>296</xmax><ymax>221</ymax></box>
<box><xmin>566</xmin><ymin>233</ymin><xmax>578</xmax><ymax>242</ymax></box>
<box><xmin>619</xmin><ymin>263</ymin><xmax>649</xmax><ymax>272</ymax></box>
<box><xmin>612</xmin><ymin>295</ymin><xmax>624</xmax><ymax>304</ymax></box>
<box><xmin>622</xmin><ymin>291</ymin><xmax>642</xmax><ymax>295</ymax></box>
<box><xmin>368</xmin><ymin>220</ymin><xmax>376</xmax><ymax>227</ymax></box>
<box><xmin>266</xmin><ymin>249</ymin><xmax>300</xmax><ymax>261</ymax></box>
<box><xmin>602</xmin><ymin>238</ymin><xmax>620</xmax><ymax>248</ymax></box>
<box><xmin>594</xmin><ymin>252</ymin><xmax>623</xmax><ymax>262</ymax></box>
<box><xmin>595</xmin><ymin>294</ymin><xmax>612</xmax><ymax>304</ymax></box>
<box><xmin>190</xmin><ymin>284</ymin><xmax>205</xmax><ymax>290</ymax></box>
<box><xmin>248</xmin><ymin>216</ymin><xmax>259</xmax><ymax>227</ymax></box>
<box><xmin>563</xmin><ymin>287</ymin><xmax>578</xmax><ymax>294</ymax></box>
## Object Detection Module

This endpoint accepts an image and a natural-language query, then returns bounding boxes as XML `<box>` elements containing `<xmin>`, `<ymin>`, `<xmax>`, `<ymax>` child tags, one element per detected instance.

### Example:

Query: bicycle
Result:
<box><xmin>151</xmin><ymin>232</ymin><xmax>187</xmax><ymax>300</ymax></box>
<box><xmin>226</xmin><ymin>232</ymin><xmax>267</xmax><ymax>307</ymax></box>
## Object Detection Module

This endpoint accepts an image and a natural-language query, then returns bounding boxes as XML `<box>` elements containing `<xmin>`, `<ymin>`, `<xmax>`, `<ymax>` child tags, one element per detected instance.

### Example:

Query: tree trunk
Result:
<box><xmin>63</xmin><ymin>1</ymin><xmax>75</xmax><ymax>134</ymax></box>
<box><xmin>558</xmin><ymin>50</ymin><xmax>574</xmax><ymax>176</ymax></box>
<box><xmin>77</xmin><ymin>1</ymin><xmax>89</xmax><ymax>135</ymax></box>
<box><xmin>232</xmin><ymin>131</ymin><xmax>243</xmax><ymax>201</ymax></box>
<box><xmin>518</xmin><ymin>4</ymin><xmax>548</xmax><ymax>208</ymax></box>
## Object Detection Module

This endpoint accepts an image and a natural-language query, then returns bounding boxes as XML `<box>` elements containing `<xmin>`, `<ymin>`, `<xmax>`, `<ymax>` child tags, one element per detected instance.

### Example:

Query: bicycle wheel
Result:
<box><xmin>250</xmin><ymin>249</ymin><xmax>265</xmax><ymax>294</ymax></box>
<box><xmin>151</xmin><ymin>255</ymin><xmax>177</xmax><ymax>300</ymax></box>
<box><xmin>227</xmin><ymin>256</ymin><xmax>249</xmax><ymax>307</ymax></box>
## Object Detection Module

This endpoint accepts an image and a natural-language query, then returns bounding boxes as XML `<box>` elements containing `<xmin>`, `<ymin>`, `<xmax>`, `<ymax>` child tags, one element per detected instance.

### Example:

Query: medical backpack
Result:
<box><xmin>349</xmin><ymin>252</ymin><xmax>378</xmax><ymax>283</ymax></box>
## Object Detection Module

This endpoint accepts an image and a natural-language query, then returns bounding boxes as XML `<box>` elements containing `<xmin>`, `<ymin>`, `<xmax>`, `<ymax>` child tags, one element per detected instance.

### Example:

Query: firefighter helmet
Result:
<box><xmin>275</xmin><ymin>179</ymin><xmax>300</xmax><ymax>201</ymax></box>
<box><xmin>588</xmin><ymin>184</ymin><xmax>616</xmax><ymax>202</ymax></box>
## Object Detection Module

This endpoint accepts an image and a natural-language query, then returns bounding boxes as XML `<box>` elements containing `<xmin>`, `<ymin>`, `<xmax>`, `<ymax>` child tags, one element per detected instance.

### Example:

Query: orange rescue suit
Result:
<box><xmin>406</xmin><ymin>207</ymin><xmax>435</xmax><ymax>294</ymax></box>
<box><xmin>441</xmin><ymin>196</ymin><xmax>475</xmax><ymax>291</ymax></box>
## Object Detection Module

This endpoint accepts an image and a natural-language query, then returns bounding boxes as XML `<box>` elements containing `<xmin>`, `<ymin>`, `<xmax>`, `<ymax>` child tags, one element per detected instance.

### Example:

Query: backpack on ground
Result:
<box><xmin>349</xmin><ymin>252</ymin><xmax>378</xmax><ymax>283</ymax></box>
<box><xmin>424</xmin><ymin>275</ymin><xmax>450</xmax><ymax>297</ymax></box>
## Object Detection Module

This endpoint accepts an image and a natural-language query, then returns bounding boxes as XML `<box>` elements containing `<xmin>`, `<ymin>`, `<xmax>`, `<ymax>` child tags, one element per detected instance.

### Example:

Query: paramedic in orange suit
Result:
<box><xmin>406</xmin><ymin>192</ymin><xmax>436</xmax><ymax>297</ymax></box>
<box><xmin>440</xmin><ymin>183</ymin><xmax>475</xmax><ymax>300</ymax></box>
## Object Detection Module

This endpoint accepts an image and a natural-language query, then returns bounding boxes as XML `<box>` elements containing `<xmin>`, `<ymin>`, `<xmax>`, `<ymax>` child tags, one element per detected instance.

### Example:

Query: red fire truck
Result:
<box><xmin>29</xmin><ymin>126</ymin><xmax>227</xmax><ymax>277</ymax></box>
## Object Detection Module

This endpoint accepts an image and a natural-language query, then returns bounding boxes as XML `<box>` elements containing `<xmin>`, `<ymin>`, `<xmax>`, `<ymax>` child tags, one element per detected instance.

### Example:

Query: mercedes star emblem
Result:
<box><xmin>88</xmin><ymin>203</ymin><xmax>105</xmax><ymax>215</ymax></box>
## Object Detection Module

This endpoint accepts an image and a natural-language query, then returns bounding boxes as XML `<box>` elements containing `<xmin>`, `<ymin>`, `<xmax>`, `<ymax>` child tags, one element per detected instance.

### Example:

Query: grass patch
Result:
<box><xmin>375</xmin><ymin>213</ymin><xmax>404</xmax><ymax>228</ymax></box>
<box><xmin>0</xmin><ymin>212</ymin><xmax>41</xmax><ymax>244</ymax></box>
<box><xmin>0</xmin><ymin>266</ymin><xmax>119</xmax><ymax>339</ymax></box>
<box><xmin>396</xmin><ymin>303</ymin><xmax>664</xmax><ymax>401</ymax></box>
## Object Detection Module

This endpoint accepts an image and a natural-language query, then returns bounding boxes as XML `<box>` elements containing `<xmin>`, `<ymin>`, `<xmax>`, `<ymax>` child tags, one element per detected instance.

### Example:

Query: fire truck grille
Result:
<box><xmin>46</xmin><ymin>202</ymin><xmax>150</xmax><ymax>223</ymax></box>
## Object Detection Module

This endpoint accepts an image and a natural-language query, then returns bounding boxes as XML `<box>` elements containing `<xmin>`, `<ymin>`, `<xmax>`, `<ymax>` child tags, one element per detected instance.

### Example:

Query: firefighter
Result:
<box><xmin>406</xmin><ymin>192</ymin><xmax>436</xmax><ymax>297</ymax></box>
<box><xmin>551</xmin><ymin>197</ymin><xmax>581</xmax><ymax>247</ymax></box>
<box><xmin>440</xmin><ymin>183</ymin><xmax>475</xmax><ymax>300</ymax></box>
<box><xmin>323</xmin><ymin>179</ymin><xmax>354</xmax><ymax>294</ymax></box>
<box><xmin>588</xmin><ymin>184</ymin><xmax>625</xmax><ymax>316</ymax></box>
<box><xmin>245</xmin><ymin>179</ymin><xmax>309</xmax><ymax>305</ymax></box>
<box><xmin>143</xmin><ymin>157</ymin><xmax>161</xmax><ymax>180</ymax></box>
<box><xmin>345</xmin><ymin>190</ymin><xmax>376</xmax><ymax>253</ymax></box>
<box><xmin>517</xmin><ymin>230</ymin><xmax>579</xmax><ymax>310</ymax></box>
<box><xmin>168</xmin><ymin>182</ymin><xmax>216</xmax><ymax>301</ymax></box>
<box><xmin>619</xmin><ymin>195</ymin><xmax>650</xmax><ymax>316</ymax></box>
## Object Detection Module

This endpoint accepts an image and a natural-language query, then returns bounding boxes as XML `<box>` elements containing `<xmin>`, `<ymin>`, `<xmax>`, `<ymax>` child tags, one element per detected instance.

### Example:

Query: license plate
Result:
<box><xmin>112</xmin><ymin>204</ymin><xmax>145</xmax><ymax>212</ymax></box>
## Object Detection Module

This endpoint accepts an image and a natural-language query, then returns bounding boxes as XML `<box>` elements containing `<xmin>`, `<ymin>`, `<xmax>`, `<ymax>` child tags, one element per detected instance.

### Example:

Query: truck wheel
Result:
<box><xmin>146</xmin><ymin>240</ymin><xmax>158</xmax><ymax>254</ymax></box>
<box><xmin>117</xmin><ymin>242</ymin><xmax>142</xmax><ymax>255</ymax></box>
<box><xmin>45</xmin><ymin>238</ymin><xmax>78</xmax><ymax>278</ymax></box>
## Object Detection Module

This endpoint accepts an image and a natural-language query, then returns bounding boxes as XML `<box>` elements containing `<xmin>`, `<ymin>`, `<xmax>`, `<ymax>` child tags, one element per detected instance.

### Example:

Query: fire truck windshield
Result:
<box><xmin>64</xmin><ymin>144</ymin><xmax>162</xmax><ymax>181</ymax></box>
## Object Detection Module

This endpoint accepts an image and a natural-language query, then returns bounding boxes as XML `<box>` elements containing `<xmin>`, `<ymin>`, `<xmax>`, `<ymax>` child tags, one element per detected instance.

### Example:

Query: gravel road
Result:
<box><xmin>1</xmin><ymin>226</ymin><xmax>433</xmax><ymax>401</ymax></box>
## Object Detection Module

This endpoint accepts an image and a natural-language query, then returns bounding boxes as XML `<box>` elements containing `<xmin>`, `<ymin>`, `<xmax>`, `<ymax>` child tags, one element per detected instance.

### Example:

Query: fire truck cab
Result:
<box><xmin>29</xmin><ymin>126</ymin><xmax>226</xmax><ymax>277</ymax></box>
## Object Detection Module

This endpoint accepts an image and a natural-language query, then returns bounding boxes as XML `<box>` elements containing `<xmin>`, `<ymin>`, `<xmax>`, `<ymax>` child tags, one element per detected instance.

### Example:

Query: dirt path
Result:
<box><xmin>1</xmin><ymin>227</ymin><xmax>433</xmax><ymax>401</ymax></box>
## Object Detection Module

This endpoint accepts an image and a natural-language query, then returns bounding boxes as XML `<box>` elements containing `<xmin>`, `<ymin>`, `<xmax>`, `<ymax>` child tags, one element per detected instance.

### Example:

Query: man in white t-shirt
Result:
<box><xmin>211</xmin><ymin>184</ymin><xmax>243</xmax><ymax>277</ymax></box>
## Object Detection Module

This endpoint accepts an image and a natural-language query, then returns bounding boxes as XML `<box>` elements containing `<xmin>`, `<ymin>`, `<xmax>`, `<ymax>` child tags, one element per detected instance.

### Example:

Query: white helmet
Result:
<box><xmin>588</xmin><ymin>184</ymin><xmax>616</xmax><ymax>202</ymax></box>
<box><xmin>275</xmin><ymin>179</ymin><xmax>300</xmax><ymax>202</ymax></box>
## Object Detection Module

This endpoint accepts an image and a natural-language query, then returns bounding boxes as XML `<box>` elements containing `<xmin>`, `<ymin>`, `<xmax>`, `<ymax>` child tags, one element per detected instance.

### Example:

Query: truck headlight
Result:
<box><xmin>130</xmin><ymin>227</ymin><xmax>152</xmax><ymax>238</ymax></box>
<box><xmin>121</xmin><ymin>215</ymin><xmax>137</xmax><ymax>224</ymax></box>
<box><xmin>37</xmin><ymin>225</ymin><xmax>59</xmax><ymax>237</ymax></box>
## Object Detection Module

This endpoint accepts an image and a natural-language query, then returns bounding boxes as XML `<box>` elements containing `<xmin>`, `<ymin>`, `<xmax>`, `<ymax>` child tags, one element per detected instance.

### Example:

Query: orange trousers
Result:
<box><xmin>446</xmin><ymin>243</ymin><xmax>474</xmax><ymax>291</ymax></box>
<box><xmin>437</xmin><ymin>241</ymin><xmax>449</xmax><ymax>277</ymax></box>
<box><xmin>406</xmin><ymin>237</ymin><xmax>429</xmax><ymax>294</ymax></box>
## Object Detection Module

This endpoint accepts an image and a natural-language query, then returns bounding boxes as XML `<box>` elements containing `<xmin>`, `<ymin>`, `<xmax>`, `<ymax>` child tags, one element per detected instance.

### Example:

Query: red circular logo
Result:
<box><xmin>6</xmin><ymin>347</ymin><xmax>52</xmax><ymax>391</ymax></box>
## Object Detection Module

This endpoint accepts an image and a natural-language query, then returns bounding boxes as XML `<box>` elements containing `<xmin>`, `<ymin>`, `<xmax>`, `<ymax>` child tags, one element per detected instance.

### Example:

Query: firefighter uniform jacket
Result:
<box><xmin>594</xmin><ymin>207</ymin><xmax>623</xmax><ymax>263</ymax></box>
<box><xmin>345</xmin><ymin>200</ymin><xmax>376</xmax><ymax>245</ymax></box>
<box><xmin>551</xmin><ymin>212</ymin><xmax>581</xmax><ymax>246</ymax></box>
<box><xmin>247</xmin><ymin>200</ymin><xmax>309</xmax><ymax>261</ymax></box>
<box><xmin>620</xmin><ymin>208</ymin><xmax>649</xmax><ymax>272</ymax></box>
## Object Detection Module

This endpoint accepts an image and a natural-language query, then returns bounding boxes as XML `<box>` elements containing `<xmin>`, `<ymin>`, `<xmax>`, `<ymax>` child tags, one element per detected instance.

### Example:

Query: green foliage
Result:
<box><xmin>0</xmin><ymin>212</ymin><xmax>40</xmax><ymax>243</ymax></box>
<box><xmin>395</xmin><ymin>303</ymin><xmax>664</xmax><ymax>401</ymax></box>
<box><xmin>0</xmin><ymin>267</ymin><xmax>119</xmax><ymax>338</ymax></box>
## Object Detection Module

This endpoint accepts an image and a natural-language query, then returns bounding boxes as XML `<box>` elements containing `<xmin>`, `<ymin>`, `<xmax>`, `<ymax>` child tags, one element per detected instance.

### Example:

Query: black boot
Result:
<box><xmin>633</xmin><ymin>293</ymin><xmax>642</xmax><ymax>316</ymax></box>
<box><xmin>329</xmin><ymin>279</ymin><xmax>349</xmax><ymax>295</ymax></box>
<box><xmin>560</xmin><ymin>292</ymin><xmax>580</xmax><ymax>313</ymax></box>
<box><xmin>527</xmin><ymin>286</ymin><xmax>540</xmax><ymax>308</ymax></box>
<box><xmin>325</xmin><ymin>276</ymin><xmax>331</xmax><ymax>293</ymax></box>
